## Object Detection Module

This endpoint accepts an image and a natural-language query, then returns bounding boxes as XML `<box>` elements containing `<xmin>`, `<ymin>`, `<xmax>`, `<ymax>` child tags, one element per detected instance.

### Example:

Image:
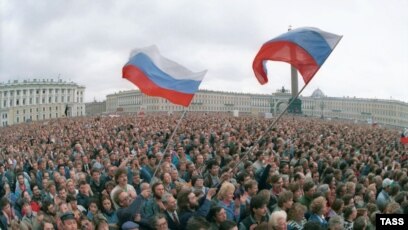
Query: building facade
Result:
<box><xmin>272</xmin><ymin>89</ymin><xmax>408</xmax><ymax>128</ymax></box>
<box><xmin>85</xmin><ymin>100</ymin><xmax>106</xmax><ymax>116</ymax></box>
<box><xmin>0</xmin><ymin>79</ymin><xmax>85</xmax><ymax>127</ymax></box>
<box><xmin>107</xmin><ymin>88</ymin><xmax>408</xmax><ymax>128</ymax></box>
<box><xmin>106</xmin><ymin>90</ymin><xmax>271</xmax><ymax>115</ymax></box>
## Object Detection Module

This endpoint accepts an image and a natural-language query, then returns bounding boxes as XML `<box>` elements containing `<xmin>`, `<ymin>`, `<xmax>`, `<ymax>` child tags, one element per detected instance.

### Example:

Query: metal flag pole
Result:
<box><xmin>152</xmin><ymin>109</ymin><xmax>188</xmax><ymax>179</ymax></box>
<box><xmin>231</xmin><ymin>82</ymin><xmax>310</xmax><ymax>172</ymax></box>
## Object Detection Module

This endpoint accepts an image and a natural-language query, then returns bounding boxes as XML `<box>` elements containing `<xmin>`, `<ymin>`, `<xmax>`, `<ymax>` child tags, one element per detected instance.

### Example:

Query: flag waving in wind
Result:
<box><xmin>253</xmin><ymin>27</ymin><xmax>342</xmax><ymax>85</ymax></box>
<box><xmin>123</xmin><ymin>46</ymin><xmax>207</xmax><ymax>107</ymax></box>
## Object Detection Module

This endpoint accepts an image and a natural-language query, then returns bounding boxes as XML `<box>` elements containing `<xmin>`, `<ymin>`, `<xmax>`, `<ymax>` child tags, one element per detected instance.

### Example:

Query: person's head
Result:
<box><xmin>101</xmin><ymin>196</ymin><xmax>114</xmax><ymax>212</ymax></box>
<box><xmin>22</xmin><ymin>201</ymin><xmax>32</xmax><ymax>216</ymax></box>
<box><xmin>41</xmin><ymin>216</ymin><xmax>55</xmax><ymax>230</ymax></box>
<box><xmin>78</xmin><ymin>180</ymin><xmax>88</xmax><ymax>195</ymax></box>
<box><xmin>382</xmin><ymin>178</ymin><xmax>394</xmax><ymax>193</ymax></box>
<box><xmin>328</xmin><ymin>215</ymin><xmax>344</xmax><ymax>230</ymax></box>
<box><xmin>304</xmin><ymin>181</ymin><xmax>316</xmax><ymax>198</ymax></box>
<box><xmin>91</xmin><ymin>169</ymin><xmax>101</xmax><ymax>182</ymax></box>
<box><xmin>207</xmin><ymin>206</ymin><xmax>227</xmax><ymax>224</ymax></box>
<box><xmin>271</xmin><ymin>174</ymin><xmax>283</xmax><ymax>191</ymax></box>
<box><xmin>288</xmin><ymin>183</ymin><xmax>302</xmax><ymax>201</ymax></box>
<box><xmin>132</xmin><ymin>170</ymin><xmax>141</xmax><ymax>184</ymax></box>
<box><xmin>17</xmin><ymin>173</ymin><xmax>25</xmax><ymax>185</ymax></box>
<box><xmin>80</xmin><ymin>215</ymin><xmax>94</xmax><ymax>230</ymax></box>
<box><xmin>178</xmin><ymin>188</ymin><xmax>198</xmax><ymax>211</ymax></box>
<box><xmin>152</xmin><ymin>182</ymin><xmax>165</xmax><ymax>199</ymax></box>
<box><xmin>287</xmin><ymin>203</ymin><xmax>307</xmax><ymax>222</ymax></box>
<box><xmin>191</xmin><ymin>175</ymin><xmax>204</xmax><ymax>188</ymax></box>
<box><xmin>150</xmin><ymin>213</ymin><xmax>168</xmax><ymax>230</ymax></box>
<box><xmin>162</xmin><ymin>193</ymin><xmax>177</xmax><ymax>212</ymax></box>
<box><xmin>219</xmin><ymin>220</ymin><xmax>238</xmax><ymax>230</ymax></box>
<box><xmin>32</xmin><ymin>184</ymin><xmax>41</xmax><ymax>196</ymax></box>
<box><xmin>384</xmin><ymin>202</ymin><xmax>402</xmax><ymax>214</ymax></box>
<box><xmin>161</xmin><ymin>172</ymin><xmax>172</xmax><ymax>185</ymax></box>
<box><xmin>58</xmin><ymin>188</ymin><xmax>67</xmax><ymax>201</ymax></box>
<box><xmin>353</xmin><ymin>216</ymin><xmax>368</xmax><ymax>230</ymax></box>
<box><xmin>66</xmin><ymin>195</ymin><xmax>78</xmax><ymax>210</ymax></box>
<box><xmin>277</xmin><ymin>191</ymin><xmax>293</xmax><ymax>211</ymax></box>
<box><xmin>294</xmin><ymin>173</ymin><xmax>306</xmax><ymax>186</ymax></box>
<box><xmin>186</xmin><ymin>216</ymin><xmax>211</xmax><ymax>230</ymax></box>
<box><xmin>343</xmin><ymin>205</ymin><xmax>357</xmax><ymax>221</ymax></box>
<box><xmin>59</xmin><ymin>202</ymin><xmax>70</xmax><ymax>213</ymax></box>
<box><xmin>207</xmin><ymin>160</ymin><xmax>220</xmax><ymax>176</ymax></box>
<box><xmin>42</xmin><ymin>200</ymin><xmax>56</xmax><ymax>215</ymax></box>
<box><xmin>115</xmin><ymin>168</ymin><xmax>128</xmax><ymax>186</ymax></box>
<box><xmin>217</xmin><ymin>182</ymin><xmax>235</xmax><ymax>202</ymax></box>
<box><xmin>250</xmin><ymin>195</ymin><xmax>268</xmax><ymax>217</ymax></box>
<box><xmin>331</xmin><ymin>198</ymin><xmax>344</xmax><ymax>214</ymax></box>
<box><xmin>60</xmin><ymin>211</ymin><xmax>78</xmax><ymax>230</ymax></box>
<box><xmin>88</xmin><ymin>199</ymin><xmax>99</xmax><ymax>214</ymax></box>
<box><xmin>114</xmin><ymin>189</ymin><xmax>132</xmax><ymax>207</ymax></box>
<box><xmin>244</xmin><ymin>180</ymin><xmax>258</xmax><ymax>197</ymax></box>
<box><xmin>269</xmin><ymin>210</ymin><xmax>287</xmax><ymax>230</ymax></box>
<box><xmin>310</xmin><ymin>196</ymin><xmax>327</xmax><ymax>215</ymax></box>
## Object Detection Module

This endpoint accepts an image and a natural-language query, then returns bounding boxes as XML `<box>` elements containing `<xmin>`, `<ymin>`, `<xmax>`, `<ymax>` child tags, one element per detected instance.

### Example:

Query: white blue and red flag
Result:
<box><xmin>253</xmin><ymin>27</ymin><xmax>342</xmax><ymax>85</ymax></box>
<box><xmin>123</xmin><ymin>46</ymin><xmax>206</xmax><ymax>107</ymax></box>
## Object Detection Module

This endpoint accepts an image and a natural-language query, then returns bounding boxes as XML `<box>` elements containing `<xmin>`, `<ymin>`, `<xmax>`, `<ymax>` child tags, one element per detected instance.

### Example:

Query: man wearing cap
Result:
<box><xmin>376</xmin><ymin>178</ymin><xmax>394</xmax><ymax>212</ymax></box>
<box><xmin>59</xmin><ymin>211</ymin><xmax>78</xmax><ymax>230</ymax></box>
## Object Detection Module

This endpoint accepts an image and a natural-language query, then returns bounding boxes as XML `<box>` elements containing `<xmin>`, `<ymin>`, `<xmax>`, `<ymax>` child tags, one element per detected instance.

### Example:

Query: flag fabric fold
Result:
<box><xmin>123</xmin><ymin>46</ymin><xmax>206</xmax><ymax>107</ymax></box>
<box><xmin>253</xmin><ymin>27</ymin><xmax>342</xmax><ymax>85</ymax></box>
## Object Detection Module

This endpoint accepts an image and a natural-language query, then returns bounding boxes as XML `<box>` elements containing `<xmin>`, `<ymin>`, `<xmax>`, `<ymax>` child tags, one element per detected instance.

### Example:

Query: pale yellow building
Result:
<box><xmin>106</xmin><ymin>88</ymin><xmax>408</xmax><ymax>128</ymax></box>
<box><xmin>0</xmin><ymin>79</ymin><xmax>85</xmax><ymax>127</ymax></box>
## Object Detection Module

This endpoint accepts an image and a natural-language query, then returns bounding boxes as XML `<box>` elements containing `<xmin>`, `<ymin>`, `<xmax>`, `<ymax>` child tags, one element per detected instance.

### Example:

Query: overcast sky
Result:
<box><xmin>1</xmin><ymin>0</ymin><xmax>407</xmax><ymax>103</ymax></box>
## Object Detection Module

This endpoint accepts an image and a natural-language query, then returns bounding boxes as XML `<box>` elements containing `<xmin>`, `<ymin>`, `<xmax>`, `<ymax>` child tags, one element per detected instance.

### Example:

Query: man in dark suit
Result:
<box><xmin>162</xmin><ymin>193</ymin><xmax>180</xmax><ymax>230</ymax></box>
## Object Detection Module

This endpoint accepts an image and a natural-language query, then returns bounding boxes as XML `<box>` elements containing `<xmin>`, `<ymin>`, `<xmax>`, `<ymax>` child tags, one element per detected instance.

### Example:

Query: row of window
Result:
<box><xmin>0</xmin><ymin>96</ymin><xmax>85</xmax><ymax>108</ymax></box>
<box><xmin>1</xmin><ymin>88</ymin><xmax>82</xmax><ymax>96</ymax></box>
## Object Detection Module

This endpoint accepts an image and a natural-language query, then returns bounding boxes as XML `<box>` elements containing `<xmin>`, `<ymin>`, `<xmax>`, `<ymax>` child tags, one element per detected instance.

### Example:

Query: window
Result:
<box><xmin>49</xmin><ymin>97</ymin><xmax>52</xmax><ymax>103</ymax></box>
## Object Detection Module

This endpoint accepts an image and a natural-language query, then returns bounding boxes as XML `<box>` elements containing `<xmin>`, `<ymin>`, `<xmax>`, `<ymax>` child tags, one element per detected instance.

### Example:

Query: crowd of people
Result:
<box><xmin>0</xmin><ymin>113</ymin><xmax>407</xmax><ymax>230</ymax></box>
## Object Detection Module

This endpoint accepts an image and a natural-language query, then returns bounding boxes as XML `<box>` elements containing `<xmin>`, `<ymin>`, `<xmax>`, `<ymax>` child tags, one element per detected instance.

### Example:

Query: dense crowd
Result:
<box><xmin>0</xmin><ymin>113</ymin><xmax>407</xmax><ymax>230</ymax></box>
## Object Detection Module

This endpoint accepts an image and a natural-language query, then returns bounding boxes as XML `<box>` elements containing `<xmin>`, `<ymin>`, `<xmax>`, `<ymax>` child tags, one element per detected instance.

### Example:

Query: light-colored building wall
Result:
<box><xmin>85</xmin><ymin>101</ymin><xmax>106</xmax><ymax>116</ymax></box>
<box><xmin>106</xmin><ymin>90</ymin><xmax>271</xmax><ymax>115</ymax></box>
<box><xmin>106</xmin><ymin>88</ymin><xmax>408</xmax><ymax>128</ymax></box>
<box><xmin>0</xmin><ymin>79</ymin><xmax>85</xmax><ymax>127</ymax></box>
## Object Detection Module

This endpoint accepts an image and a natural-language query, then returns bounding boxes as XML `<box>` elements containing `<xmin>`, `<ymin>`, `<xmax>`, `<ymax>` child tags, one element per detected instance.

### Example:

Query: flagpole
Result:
<box><xmin>152</xmin><ymin>109</ymin><xmax>188</xmax><ymax>180</ymax></box>
<box><xmin>232</xmin><ymin>82</ymin><xmax>310</xmax><ymax>171</ymax></box>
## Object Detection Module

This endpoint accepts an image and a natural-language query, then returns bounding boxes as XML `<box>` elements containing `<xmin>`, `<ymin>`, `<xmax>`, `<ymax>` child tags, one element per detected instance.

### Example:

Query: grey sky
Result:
<box><xmin>1</xmin><ymin>0</ymin><xmax>407</xmax><ymax>102</ymax></box>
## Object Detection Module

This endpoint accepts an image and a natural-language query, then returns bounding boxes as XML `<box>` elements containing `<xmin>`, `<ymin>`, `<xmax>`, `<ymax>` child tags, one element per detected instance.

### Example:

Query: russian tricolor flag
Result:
<box><xmin>253</xmin><ymin>27</ymin><xmax>342</xmax><ymax>85</ymax></box>
<box><xmin>123</xmin><ymin>46</ymin><xmax>206</xmax><ymax>107</ymax></box>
